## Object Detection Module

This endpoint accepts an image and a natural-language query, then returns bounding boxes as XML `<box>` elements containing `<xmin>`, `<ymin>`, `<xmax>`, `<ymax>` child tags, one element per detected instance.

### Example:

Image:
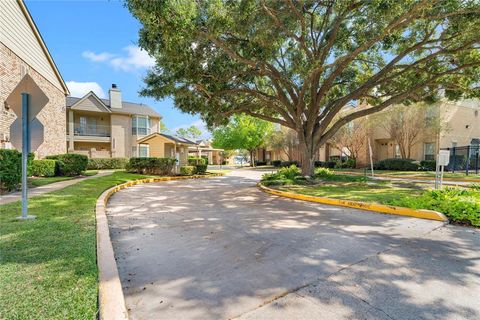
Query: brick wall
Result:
<box><xmin>0</xmin><ymin>42</ymin><xmax>66</xmax><ymax>158</ymax></box>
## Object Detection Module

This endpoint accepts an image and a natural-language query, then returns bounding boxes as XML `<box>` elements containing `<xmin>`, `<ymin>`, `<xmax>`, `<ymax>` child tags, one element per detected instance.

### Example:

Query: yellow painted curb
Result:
<box><xmin>96</xmin><ymin>173</ymin><xmax>224</xmax><ymax>320</ymax></box>
<box><xmin>258</xmin><ymin>183</ymin><xmax>448</xmax><ymax>222</ymax></box>
<box><xmin>341</xmin><ymin>171</ymin><xmax>480</xmax><ymax>183</ymax></box>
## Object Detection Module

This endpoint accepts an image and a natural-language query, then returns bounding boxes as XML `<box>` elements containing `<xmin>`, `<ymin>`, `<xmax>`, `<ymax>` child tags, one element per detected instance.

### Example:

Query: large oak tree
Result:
<box><xmin>127</xmin><ymin>0</ymin><xmax>480</xmax><ymax>175</ymax></box>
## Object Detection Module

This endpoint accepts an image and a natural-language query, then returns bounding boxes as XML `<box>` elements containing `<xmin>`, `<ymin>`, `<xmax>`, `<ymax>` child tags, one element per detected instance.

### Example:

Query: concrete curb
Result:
<box><xmin>96</xmin><ymin>173</ymin><xmax>224</xmax><ymax>320</ymax></box>
<box><xmin>257</xmin><ymin>183</ymin><xmax>448</xmax><ymax>222</ymax></box>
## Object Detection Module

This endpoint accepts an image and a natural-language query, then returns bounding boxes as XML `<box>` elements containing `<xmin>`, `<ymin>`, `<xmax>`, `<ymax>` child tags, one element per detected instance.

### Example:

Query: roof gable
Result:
<box><xmin>69</xmin><ymin>92</ymin><xmax>111</xmax><ymax>113</ymax></box>
<box><xmin>0</xmin><ymin>1</ymin><xmax>69</xmax><ymax>94</ymax></box>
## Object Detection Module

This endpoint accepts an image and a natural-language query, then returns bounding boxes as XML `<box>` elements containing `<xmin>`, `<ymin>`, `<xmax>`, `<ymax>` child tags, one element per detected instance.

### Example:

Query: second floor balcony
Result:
<box><xmin>73</xmin><ymin>124</ymin><xmax>111</xmax><ymax>137</ymax></box>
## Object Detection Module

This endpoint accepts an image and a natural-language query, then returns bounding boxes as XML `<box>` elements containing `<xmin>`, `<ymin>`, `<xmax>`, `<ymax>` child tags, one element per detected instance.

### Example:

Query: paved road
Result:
<box><xmin>0</xmin><ymin>170</ymin><xmax>114</xmax><ymax>205</ymax></box>
<box><xmin>107</xmin><ymin>169</ymin><xmax>480</xmax><ymax>320</ymax></box>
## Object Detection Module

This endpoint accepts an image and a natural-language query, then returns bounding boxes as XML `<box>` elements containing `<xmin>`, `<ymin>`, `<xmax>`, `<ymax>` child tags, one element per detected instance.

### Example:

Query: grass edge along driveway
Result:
<box><xmin>0</xmin><ymin>171</ymin><xmax>152</xmax><ymax>320</ymax></box>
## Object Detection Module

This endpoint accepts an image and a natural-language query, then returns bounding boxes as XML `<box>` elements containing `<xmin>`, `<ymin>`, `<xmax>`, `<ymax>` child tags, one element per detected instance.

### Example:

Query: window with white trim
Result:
<box><xmin>132</xmin><ymin>115</ymin><xmax>151</xmax><ymax>136</ymax></box>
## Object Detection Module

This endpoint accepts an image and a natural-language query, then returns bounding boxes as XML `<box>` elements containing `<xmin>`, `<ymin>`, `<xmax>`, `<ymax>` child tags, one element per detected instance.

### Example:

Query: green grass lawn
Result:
<box><xmin>0</xmin><ymin>171</ymin><xmax>152</xmax><ymax>320</ymax></box>
<box><xmin>28</xmin><ymin>170</ymin><xmax>99</xmax><ymax>188</ymax></box>
<box><xmin>279</xmin><ymin>181</ymin><xmax>424</xmax><ymax>204</ymax></box>
<box><xmin>336</xmin><ymin>168</ymin><xmax>480</xmax><ymax>180</ymax></box>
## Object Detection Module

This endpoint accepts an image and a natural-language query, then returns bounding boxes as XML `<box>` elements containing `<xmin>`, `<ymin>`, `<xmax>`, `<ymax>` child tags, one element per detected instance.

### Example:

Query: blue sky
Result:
<box><xmin>26</xmin><ymin>0</ymin><xmax>208</xmax><ymax>137</ymax></box>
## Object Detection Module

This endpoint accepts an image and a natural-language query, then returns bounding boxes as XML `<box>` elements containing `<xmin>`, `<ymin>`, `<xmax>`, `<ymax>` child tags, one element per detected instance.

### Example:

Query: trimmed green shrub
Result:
<box><xmin>334</xmin><ymin>158</ymin><xmax>356</xmax><ymax>169</ymax></box>
<box><xmin>272</xmin><ymin>160</ymin><xmax>282</xmax><ymax>167</ymax></box>
<box><xmin>31</xmin><ymin>159</ymin><xmax>56</xmax><ymax>177</ymax></box>
<box><xmin>188</xmin><ymin>157</ymin><xmax>206</xmax><ymax>165</ymax></box>
<box><xmin>420</xmin><ymin>160</ymin><xmax>436</xmax><ymax>171</ymax></box>
<box><xmin>126</xmin><ymin>157</ymin><xmax>176</xmax><ymax>175</ymax></box>
<box><xmin>0</xmin><ymin>149</ymin><xmax>22</xmax><ymax>192</ymax></box>
<box><xmin>280</xmin><ymin>161</ymin><xmax>300</xmax><ymax>167</ymax></box>
<box><xmin>314</xmin><ymin>167</ymin><xmax>368</xmax><ymax>182</ymax></box>
<box><xmin>374</xmin><ymin>158</ymin><xmax>419</xmax><ymax>171</ymax></box>
<box><xmin>180</xmin><ymin>165</ymin><xmax>196</xmax><ymax>176</ymax></box>
<box><xmin>255</xmin><ymin>161</ymin><xmax>267</xmax><ymax>166</ymax></box>
<box><xmin>315</xmin><ymin>160</ymin><xmax>336</xmax><ymax>168</ymax></box>
<box><xmin>87</xmin><ymin>158</ymin><xmax>128</xmax><ymax>170</ymax></box>
<box><xmin>195</xmin><ymin>164</ymin><xmax>208</xmax><ymax>174</ymax></box>
<box><xmin>47</xmin><ymin>154</ymin><xmax>88</xmax><ymax>176</ymax></box>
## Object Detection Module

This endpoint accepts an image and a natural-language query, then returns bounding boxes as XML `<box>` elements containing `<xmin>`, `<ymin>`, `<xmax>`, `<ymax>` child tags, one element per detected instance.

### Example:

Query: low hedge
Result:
<box><xmin>195</xmin><ymin>164</ymin><xmax>208</xmax><ymax>174</ymax></box>
<box><xmin>373</xmin><ymin>158</ymin><xmax>419</xmax><ymax>171</ymax></box>
<box><xmin>47</xmin><ymin>154</ymin><xmax>88</xmax><ymax>176</ymax></box>
<box><xmin>0</xmin><ymin>150</ymin><xmax>35</xmax><ymax>192</ymax></box>
<box><xmin>87</xmin><ymin>158</ymin><xmax>128</xmax><ymax>170</ymax></box>
<box><xmin>255</xmin><ymin>161</ymin><xmax>267</xmax><ymax>166</ymax></box>
<box><xmin>180</xmin><ymin>165</ymin><xmax>196</xmax><ymax>176</ymax></box>
<box><xmin>126</xmin><ymin>157</ymin><xmax>176</xmax><ymax>175</ymax></box>
<box><xmin>188</xmin><ymin>157</ymin><xmax>206</xmax><ymax>165</ymax></box>
<box><xmin>420</xmin><ymin>160</ymin><xmax>436</xmax><ymax>171</ymax></box>
<box><xmin>280</xmin><ymin>161</ymin><xmax>300</xmax><ymax>168</ymax></box>
<box><xmin>31</xmin><ymin>159</ymin><xmax>56</xmax><ymax>177</ymax></box>
<box><xmin>0</xmin><ymin>149</ymin><xmax>22</xmax><ymax>192</ymax></box>
<box><xmin>272</xmin><ymin>160</ymin><xmax>282</xmax><ymax>167</ymax></box>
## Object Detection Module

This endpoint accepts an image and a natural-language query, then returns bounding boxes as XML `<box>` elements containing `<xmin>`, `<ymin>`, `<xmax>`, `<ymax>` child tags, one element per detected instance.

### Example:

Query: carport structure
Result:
<box><xmin>137</xmin><ymin>132</ymin><xmax>197</xmax><ymax>167</ymax></box>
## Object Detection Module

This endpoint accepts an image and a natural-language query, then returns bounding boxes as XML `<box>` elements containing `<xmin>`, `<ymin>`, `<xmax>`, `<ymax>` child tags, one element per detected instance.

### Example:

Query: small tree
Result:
<box><xmin>330</xmin><ymin>117</ymin><xmax>368</xmax><ymax>163</ymax></box>
<box><xmin>176</xmin><ymin>125</ymin><xmax>202</xmax><ymax>141</ymax></box>
<box><xmin>376</xmin><ymin>103</ymin><xmax>443</xmax><ymax>158</ymax></box>
<box><xmin>212</xmin><ymin>114</ymin><xmax>273</xmax><ymax>166</ymax></box>
<box><xmin>266</xmin><ymin>127</ymin><xmax>298</xmax><ymax>161</ymax></box>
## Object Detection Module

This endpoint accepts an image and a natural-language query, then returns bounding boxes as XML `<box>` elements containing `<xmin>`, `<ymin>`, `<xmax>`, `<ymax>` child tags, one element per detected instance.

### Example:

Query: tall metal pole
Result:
<box><xmin>18</xmin><ymin>92</ymin><xmax>36</xmax><ymax>220</ymax></box>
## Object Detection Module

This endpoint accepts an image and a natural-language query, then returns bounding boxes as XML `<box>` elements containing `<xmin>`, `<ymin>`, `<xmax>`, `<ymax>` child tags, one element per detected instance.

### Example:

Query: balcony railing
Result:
<box><xmin>74</xmin><ymin>124</ymin><xmax>111</xmax><ymax>137</ymax></box>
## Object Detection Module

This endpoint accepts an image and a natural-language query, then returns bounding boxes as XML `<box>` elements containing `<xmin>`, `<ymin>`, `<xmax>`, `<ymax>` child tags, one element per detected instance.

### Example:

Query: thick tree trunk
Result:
<box><xmin>250</xmin><ymin>150</ymin><xmax>255</xmax><ymax>167</ymax></box>
<box><xmin>299</xmin><ymin>139</ymin><xmax>315</xmax><ymax>176</ymax></box>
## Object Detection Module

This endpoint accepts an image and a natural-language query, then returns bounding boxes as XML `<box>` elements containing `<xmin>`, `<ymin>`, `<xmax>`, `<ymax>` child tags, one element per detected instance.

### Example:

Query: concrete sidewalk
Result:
<box><xmin>0</xmin><ymin>170</ymin><xmax>114</xmax><ymax>205</ymax></box>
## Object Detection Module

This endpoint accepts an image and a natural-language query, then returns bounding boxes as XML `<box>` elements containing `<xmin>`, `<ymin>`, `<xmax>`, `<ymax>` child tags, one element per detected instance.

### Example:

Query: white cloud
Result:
<box><xmin>82</xmin><ymin>51</ymin><xmax>115</xmax><ymax>62</ymax></box>
<box><xmin>82</xmin><ymin>45</ymin><xmax>155</xmax><ymax>72</ymax></box>
<box><xmin>66</xmin><ymin>81</ymin><xmax>106</xmax><ymax>98</ymax></box>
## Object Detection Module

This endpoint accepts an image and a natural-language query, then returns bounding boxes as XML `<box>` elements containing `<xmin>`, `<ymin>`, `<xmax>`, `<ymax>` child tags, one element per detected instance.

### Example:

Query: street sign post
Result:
<box><xmin>435</xmin><ymin>150</ymin><xmax>450</xmax><ymax>189</ymax></box>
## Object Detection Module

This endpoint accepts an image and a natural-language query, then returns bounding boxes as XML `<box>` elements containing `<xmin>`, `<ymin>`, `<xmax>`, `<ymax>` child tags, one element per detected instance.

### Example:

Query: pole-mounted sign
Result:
<box><xmin>435</xmin><ymin>150</ymin><xmax>450</xmax><ymax>190</ymax></box>
<box><xmin>6</xmin><ymin>74</ymin><xmax>49</xmax><ymax>220</ymax></box>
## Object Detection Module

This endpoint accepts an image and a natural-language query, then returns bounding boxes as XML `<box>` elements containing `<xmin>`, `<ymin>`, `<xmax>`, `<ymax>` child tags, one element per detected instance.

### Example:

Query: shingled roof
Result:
<box><xmin>66</xmin><ymin>96</ymin><xmax>160</xmax><ymax>117</ymax></box>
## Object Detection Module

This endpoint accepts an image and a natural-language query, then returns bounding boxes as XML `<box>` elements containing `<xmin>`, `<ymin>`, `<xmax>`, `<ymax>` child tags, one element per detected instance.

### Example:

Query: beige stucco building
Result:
<box><xmin>66</xmin><ymin>85</ymin><xmax>161</xmax><ymax>158</ymax></box>
<box><xmin>259</xmin><ymin>99</ymin><xmax>480</xmax><ymax>167</ymax></box>
<box><xmin>0</xmin><ymin>0</ymin><xmax>69</xmax><ymax>158</ymax></box>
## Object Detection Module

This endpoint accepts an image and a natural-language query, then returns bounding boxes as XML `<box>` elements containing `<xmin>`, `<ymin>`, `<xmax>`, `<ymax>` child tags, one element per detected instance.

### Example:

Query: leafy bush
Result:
<box><xmin>392</xmin><ymin>187</ymin><xmax>480</xmax><ymax>227</ymax></box>
<box><xmin>374</xmin><ymin>158</ymin><xmax>419</xmax><ymax>171</ymax></box>
<box><xmin>47</xmin><ymin>154</ymin><xmax>88</xmax><ymax>176</ymax></box>
<box><xmin>255</xmin><ymin>161</ymin><xmax>267</xmax><ymax>166</ymax></box>
<box><xmin>313</xmin><ymin>167</ymin><xmax>368</xmax><ymax>182</ymax></box>
<box><xmin>126</xmin><ymin>157</ymin><xmax>176</xmax><ymax>175</ymax></box>
<box><xmin>271</xmin><ymin>160</ymin><xmax>282</xmax><ymax>167</ymax></box>
<box><xmin>261</xmin><ymin>165</ymin><xmax>302</xmax><ymax>186</ymax></box>
<box><xmin>334</xmin><ymin>158</ymin><xmax>356</xmax><ymax>169</ymax></box>
<box><xmin>315</xmin><ymin>160</ymin><xmax>336</xmax><ymax>168</ymax></box>
<box><xmin>87</xmin><ymin>158</ymin><xmax>128</xmax><ymax>170</ymax></box>
<box><xmin>195</xmin><ymin>164</ymin><xmax>208</xmax><ymax>174</ymax></box>
<box><xmin>31</xmin><ymin>159</ymin><xmax>56</xmax><ymax>177</ymax></box>
<box><xmin>280</xmin><ymin>161</ymin><xmax>300</xmax><ymax>167</ymax></box>
<box><xmin>0</xmin><ymin>149</ymin><xmax>22</xmax><ymax>192</ymax></box>
<box><xmin>188</xmin><ymin>157</ymin><xmax>206</xmax><ymax>165</ymax></box>
<box><xmin>180</xmin><ymin>165</ymin><xmax>196</xmax><ymax>176</ymax></box>
<box><xmin>420</xmin><ymin>160</ymin><xmax>436</xmax><ymax>171</ymax></box>
<box><xmin>221</xmin><ymin>160</ymin><xmax>228</xmax><ymax>165</ymax></box>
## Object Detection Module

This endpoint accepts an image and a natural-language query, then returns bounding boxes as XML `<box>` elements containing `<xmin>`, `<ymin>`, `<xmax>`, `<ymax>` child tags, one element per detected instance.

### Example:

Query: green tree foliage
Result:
<box><xmin>212</xmin><ymin>114</ymin><xmax>273</xmax><ymax>165</ymax></box>
<box><xmin>127</xmin><ymin>0</ymin><xmax>480</xmax><ymax>175</ymax></box>
<box><xmin>176</xmin><ymin>125</ymin><xmax>203</xmax><ymax>141</ymax></box>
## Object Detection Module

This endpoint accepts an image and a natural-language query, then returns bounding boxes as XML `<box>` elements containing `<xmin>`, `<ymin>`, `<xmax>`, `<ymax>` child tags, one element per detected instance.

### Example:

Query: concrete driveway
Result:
<box><xmin>107</xmin><ymin>169</ymin><xmax>480</xmax><ymax>320</ymax></box>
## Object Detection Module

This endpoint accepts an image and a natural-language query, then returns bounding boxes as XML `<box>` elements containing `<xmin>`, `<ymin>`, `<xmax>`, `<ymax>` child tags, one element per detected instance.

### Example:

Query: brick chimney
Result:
<box><xmin>109</xmin><ymin>83</ymin><xmax>122</xmax><ymax>109</ymax></box>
